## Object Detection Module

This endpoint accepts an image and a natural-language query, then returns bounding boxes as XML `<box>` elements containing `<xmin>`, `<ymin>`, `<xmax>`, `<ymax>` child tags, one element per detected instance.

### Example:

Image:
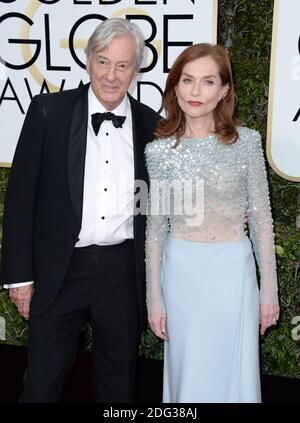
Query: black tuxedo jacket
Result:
<box><xmin>1</xmin><ymin>83</ymin><xmax>160</xmax><ymax>328</ymax></box>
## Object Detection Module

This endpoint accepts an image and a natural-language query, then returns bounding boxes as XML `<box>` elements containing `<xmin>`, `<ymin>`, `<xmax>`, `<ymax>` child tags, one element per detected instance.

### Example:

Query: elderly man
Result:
<box><xmin>1</xmin><ymin>18</ymin><xmax>160</xmax><ymax>402</ymax></box>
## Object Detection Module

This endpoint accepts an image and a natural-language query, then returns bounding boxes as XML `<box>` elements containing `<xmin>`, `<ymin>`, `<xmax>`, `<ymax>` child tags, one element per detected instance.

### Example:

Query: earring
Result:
<box><xmin>220</xmin><ymin>85</ymin><xmax>229</xmax><ymax>100</ymax></box>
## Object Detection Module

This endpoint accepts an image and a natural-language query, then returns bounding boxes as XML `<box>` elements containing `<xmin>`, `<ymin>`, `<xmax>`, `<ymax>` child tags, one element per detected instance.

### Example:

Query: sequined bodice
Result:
<box><xmin>145</xmin><ymin>127</ymin><xmax>278</xmax><ymax>314</ymax></box>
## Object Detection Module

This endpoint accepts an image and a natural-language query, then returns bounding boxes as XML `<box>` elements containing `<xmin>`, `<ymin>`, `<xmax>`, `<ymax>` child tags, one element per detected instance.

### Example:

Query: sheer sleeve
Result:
<box><xmin>246</xmin><ymin>130</ymin><xmax>278</xmax><ymax>305</ymax></box>
<box><xmin>145</xmin><ymin>142</ymin><xmax>169</xmax><ymax>316</ymax></box>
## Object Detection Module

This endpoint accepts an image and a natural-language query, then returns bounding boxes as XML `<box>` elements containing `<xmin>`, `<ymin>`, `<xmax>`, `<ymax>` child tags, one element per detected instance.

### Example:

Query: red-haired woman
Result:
<box><xmin>145</xmin><ymin>43</ymin><xmax>279</xmax><ymax>403</ymax></box>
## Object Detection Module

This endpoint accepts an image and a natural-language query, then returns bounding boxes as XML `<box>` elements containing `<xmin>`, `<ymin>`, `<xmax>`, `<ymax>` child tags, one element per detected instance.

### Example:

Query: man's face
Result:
<box><xmin>86</xmin><ymin>36</ymin><xmax>137</xmax><ymax>110</ymax></box>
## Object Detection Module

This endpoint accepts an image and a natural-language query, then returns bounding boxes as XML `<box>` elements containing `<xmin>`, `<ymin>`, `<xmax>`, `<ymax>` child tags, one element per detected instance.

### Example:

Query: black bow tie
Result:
<box><xmin>91</xmin><ymin>112</ymin><xmax>126</xmax><ymax>135</ymax></box>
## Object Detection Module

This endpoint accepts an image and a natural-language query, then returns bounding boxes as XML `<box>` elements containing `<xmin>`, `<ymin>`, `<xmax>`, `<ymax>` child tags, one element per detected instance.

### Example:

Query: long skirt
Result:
<box><xmin>161</xmin><ymin>235</ymin><xmax>261</xmax><ymax>403</ymax></box>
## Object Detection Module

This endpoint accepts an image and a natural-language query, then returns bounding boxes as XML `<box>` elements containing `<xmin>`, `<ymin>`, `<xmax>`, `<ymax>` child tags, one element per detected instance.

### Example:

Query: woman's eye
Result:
<box><xmin>204</xmin><ymin>79</ymin><xmax>214</xmax><ymax>85</ymax></box>
<box><xmin>183</xmin><ymin>78</ymin><xmax>192</xmax><ymax>84</ymax></box>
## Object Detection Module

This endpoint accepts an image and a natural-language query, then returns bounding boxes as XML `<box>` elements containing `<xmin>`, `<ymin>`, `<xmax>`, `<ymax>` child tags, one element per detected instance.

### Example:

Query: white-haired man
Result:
<box><xmin>1</xmin><ymin>18</ymin><xmax>160</xmax><ymax>402</ymax></box>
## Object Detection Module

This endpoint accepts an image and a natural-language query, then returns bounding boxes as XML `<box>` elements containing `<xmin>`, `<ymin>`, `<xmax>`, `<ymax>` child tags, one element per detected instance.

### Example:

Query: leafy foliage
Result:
<box><xmin>217</xmin><ymin>0</ymin><xmax>300</xmax><ymax>378</ymax></box>
<box><xmin>0</xmin><ymin>0</ymin><xmax>299</xmax><ymax>377</ymax></box>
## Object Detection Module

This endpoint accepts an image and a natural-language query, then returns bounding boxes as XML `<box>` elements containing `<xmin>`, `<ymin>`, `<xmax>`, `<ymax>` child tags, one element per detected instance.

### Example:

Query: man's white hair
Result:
<box><xmin>85</xmin><ymin>18</ymin><xmax>145</xmax><ymax>70</ymax></box>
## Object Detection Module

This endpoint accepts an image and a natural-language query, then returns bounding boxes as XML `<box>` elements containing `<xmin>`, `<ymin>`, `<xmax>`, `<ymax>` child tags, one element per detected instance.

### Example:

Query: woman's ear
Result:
<box><xmin>218</xmin><ymin>84</ymin><xmax>229</xmax><ymax>101</ymax></box>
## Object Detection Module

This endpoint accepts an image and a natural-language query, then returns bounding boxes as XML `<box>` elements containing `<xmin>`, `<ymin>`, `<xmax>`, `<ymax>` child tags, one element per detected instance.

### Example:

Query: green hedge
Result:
<box><xmin>1</xmin><ymin>0</ymin><xmax>300</xmax><ymax>377</ymax></box>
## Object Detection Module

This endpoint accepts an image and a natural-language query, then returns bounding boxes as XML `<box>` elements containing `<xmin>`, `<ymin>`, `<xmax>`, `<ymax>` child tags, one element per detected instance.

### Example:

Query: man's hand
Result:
<box><xmin>9</xmin><ymin>285</ymin><xmax>34</xmax><ymax>320</ymax></box>
<box><xmin>148</xmin><ymin>313</ymin><xmax>168</xmax><ymax>341</ymax></box>
<box><xmin>260</xmin><ymin>303</ymin><xmax>280</xmax><ymax>336</ymax></box>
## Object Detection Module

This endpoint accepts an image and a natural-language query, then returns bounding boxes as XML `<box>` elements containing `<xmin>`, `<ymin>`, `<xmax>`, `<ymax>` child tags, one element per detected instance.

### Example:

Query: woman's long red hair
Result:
<box><xmin>155</xmin><ymin>43</ymin><xmax>238</xmax><ymax>146</ymax></box>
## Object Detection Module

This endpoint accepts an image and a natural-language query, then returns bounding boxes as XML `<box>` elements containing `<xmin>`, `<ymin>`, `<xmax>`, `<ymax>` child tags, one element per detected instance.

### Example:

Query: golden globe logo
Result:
<box><xmin>0</xmin><ymin>0</ymin><xmax>216</xmax><ymax>165</ymax></box>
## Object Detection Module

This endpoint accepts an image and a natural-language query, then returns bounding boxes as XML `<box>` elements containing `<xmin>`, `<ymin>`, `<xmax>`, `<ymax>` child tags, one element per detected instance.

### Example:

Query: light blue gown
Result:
<box><xmin>145</xmin><ymin>127</ymin><xmax>278</xmax><ymax>403</ymax></box>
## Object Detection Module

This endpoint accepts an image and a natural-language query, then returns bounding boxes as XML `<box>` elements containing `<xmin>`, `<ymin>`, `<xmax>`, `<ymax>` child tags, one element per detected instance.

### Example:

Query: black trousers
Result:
<box><xmin>20</xmin><ymin>240</ymin><xmax>139</xmax><ymax>402</ymax></box>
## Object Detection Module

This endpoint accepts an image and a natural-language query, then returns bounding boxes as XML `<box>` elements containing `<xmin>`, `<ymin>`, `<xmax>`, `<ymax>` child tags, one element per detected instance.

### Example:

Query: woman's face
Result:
<box><xmin>175</xmin><ymin>55</ymin><xmax>228</xmax><ymax>123</ymax></box>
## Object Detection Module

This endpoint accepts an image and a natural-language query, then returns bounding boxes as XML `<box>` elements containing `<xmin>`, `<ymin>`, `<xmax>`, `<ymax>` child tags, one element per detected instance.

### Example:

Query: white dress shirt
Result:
<box><xmin>5</xmin><ymin>87</ymin><xmax>135</xmax><ymax>288</ymax></box>
<box><xmin>76</xmin><ymin>87</ymin><xmax>134</xmax><ymax>246</ymax></box>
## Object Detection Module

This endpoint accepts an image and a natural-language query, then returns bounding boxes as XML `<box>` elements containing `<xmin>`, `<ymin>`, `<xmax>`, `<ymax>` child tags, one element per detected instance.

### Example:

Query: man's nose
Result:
<box><xmin>106</xmin><ymin>65</ymin><xmax>117</xmax><ymax>80</ymax></box>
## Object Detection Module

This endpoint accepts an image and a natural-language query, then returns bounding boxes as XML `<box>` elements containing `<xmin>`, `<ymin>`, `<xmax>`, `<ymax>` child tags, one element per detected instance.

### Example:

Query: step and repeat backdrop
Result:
<box><xmin>0</xmin><ymin>0</ymin><xmax>217</xmax><ymax>166</ymax></box>
<box><xmin>0</xmin><ymin>0</ymin><xmax>299</xmax><ymax>181</ymax></box>
<box><xmin>267</xmin><ymin>0</ymin><xmax>300</xmax><ymax>181</ymax></box>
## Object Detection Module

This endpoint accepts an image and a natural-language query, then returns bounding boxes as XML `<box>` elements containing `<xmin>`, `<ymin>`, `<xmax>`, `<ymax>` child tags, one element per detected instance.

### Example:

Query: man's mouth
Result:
<box><xmin>103</xmin><ymin>84</ymin><xmax>118</xmax><ymax>91</ymax></box>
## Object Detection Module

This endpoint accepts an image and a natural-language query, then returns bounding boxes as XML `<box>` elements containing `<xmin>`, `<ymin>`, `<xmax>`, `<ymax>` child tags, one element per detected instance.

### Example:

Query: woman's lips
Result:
<box><xmin>187</xmin><ymin>101</ymin><xmax>203</xmax><ymax>106</ymax></box>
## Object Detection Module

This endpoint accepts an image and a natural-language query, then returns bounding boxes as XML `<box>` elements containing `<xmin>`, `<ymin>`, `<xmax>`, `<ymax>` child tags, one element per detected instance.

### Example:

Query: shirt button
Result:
<box><xmin>106</xmin><ymin>133</ymin><xmax>109</xmax><ymax>136</ymax></box>
<box><xmin>101</xmin><ymin>216</ymin><xmax>105</xmax><ymax>220</ymax></box>
<box><xmin>104</xmin><ymin>188</ymin><xmax>107</xmax><ymax>191</ymax></box>
<box><xmin>106</xmin><ymin>160</ymin><xmax>109</xmax><ymax>164</ymax></box>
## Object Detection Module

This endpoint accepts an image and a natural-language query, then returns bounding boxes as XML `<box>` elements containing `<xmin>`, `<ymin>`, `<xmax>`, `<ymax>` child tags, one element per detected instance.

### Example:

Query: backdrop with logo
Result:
<box><xmin>0</xmin><ymin>0</ymin><xmax>217</xmax><ymax>166</ymax></box>
<box><xmin>267</xmin><ymin>0</ymin><xmax>300</xmax><ymax>181</ymax></box>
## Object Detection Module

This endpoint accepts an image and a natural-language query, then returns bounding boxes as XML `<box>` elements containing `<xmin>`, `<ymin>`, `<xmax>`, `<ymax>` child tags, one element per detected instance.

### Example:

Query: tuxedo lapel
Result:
<box><xmin>68</xmin><ymin>90</ymin><xmax>148</xmax><ymax>229</ymax></box>
<box><xmin>128</xmin><ymin>94</ymin><xmax>149</xmax><ymax>235</ymax></box>
<box><xmin>128</xmin><ymin>94</ymin><xmax>147</xmax><ymax>184</ymax></box>
<box><xmin>68</xmin><ymin>84</ymin><xmax>89</xmax><ymax>226</ymax></box>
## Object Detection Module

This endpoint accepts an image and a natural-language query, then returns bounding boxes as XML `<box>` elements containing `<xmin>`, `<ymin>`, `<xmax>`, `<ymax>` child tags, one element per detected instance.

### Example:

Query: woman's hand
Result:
<box><xmin>260</xmin><ymin>303</ymin><xmax>280</xmax><ymax>335</ymax></box>
<box><xmin>148</xmin><ymin>313</ymin><xmax>168</xmax><ymax>341</ymax></box>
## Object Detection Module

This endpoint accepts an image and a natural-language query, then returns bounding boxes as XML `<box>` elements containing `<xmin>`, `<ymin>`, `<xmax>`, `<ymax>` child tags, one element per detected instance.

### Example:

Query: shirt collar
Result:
<box><xmin>88</xmin><ymin>86</ymin><xmax>129</xmax><ymax>117</ymax></box>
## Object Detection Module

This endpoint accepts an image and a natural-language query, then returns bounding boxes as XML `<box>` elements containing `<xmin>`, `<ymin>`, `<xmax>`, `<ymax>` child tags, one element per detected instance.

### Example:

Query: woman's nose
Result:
<box><xmin>191</xmin><ymin>82</ymin><xmax>201</xmax><ymax>96</ymax></box>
